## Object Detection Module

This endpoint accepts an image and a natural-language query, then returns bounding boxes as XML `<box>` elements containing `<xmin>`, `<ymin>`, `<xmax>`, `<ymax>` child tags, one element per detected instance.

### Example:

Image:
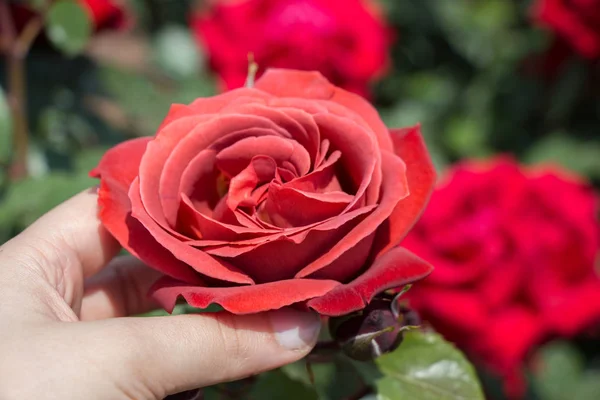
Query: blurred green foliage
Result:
<box><xmin>45</xmin><ymin>0</ymin><xmax>92</xmax><ymax>56</ymax></box>
<box><xmin>532</xmin><ymin>341</ymin><xmax>600</xmax><ymax>400</ymax></box>
<box><xmin>0</xmin><ymin>0</ymin><xmax>599</xmax><ymax>399</ymax></box>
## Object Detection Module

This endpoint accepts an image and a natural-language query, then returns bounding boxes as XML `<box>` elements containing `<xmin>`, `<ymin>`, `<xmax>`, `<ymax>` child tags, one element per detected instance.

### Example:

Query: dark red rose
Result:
<box><xmin>191</xmin><ymin>0</ymin><xmax>392</xmax><ymax>97</ymax></box>
<box><xmin>404</xmin><ymin>157</ymin><xmax>600</xmax><ymax>398</ymax></box>
<box><xmin>533</xmin><ymin>0</ymin><xmax>600</xmax><ymax>59</ymax></box>
<box><xmin>82</xmin><ymin>0</ymin><xmax>129</xmax><ymax>30</ymax></box>
<box><xmin>91</xmin><ymin>69</ymin><xmax>435</xmax><ymax>316</ymax></box>
<box><xmin>6</xmin><ymin>0</ymin><xmax>129</xmax><ymax>33</ymax></box>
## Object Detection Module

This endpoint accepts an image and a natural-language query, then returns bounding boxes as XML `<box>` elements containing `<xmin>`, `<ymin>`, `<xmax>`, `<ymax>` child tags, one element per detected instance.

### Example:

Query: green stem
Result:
<box><xmin>0</xmin><ymin>1</ymin><xmax>45</xmax><ymax>180</ymax></box>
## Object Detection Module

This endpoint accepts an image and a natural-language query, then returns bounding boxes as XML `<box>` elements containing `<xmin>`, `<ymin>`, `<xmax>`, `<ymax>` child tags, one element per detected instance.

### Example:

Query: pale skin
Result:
<box><xmin>0</xmin><ymin>189</ymin><xmax>321</xmax><ymax>400</ymax></box>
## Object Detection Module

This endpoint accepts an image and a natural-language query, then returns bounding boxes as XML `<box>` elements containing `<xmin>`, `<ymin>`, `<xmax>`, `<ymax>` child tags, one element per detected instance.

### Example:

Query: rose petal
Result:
<box><xmin>535</xmin><ymin>278</ymin><xmax>600</xmax><ymax>337</ymax></box>
<box><xmin>179</xmin><ymin>194</ymin><xmax>274</xmax><ymax>241</ymax></box>
<box><xmin>255</xmin><ymin>69</ymin><xmax>394</xmax><ymax>152</ymax></box>
<box><xmin>222</xmin><ymin>102</ymin><xmax>321</xmax><ymax>163</ymax></box>
<box><xmin>312</xmin><ymin>113</ymin><xmax>380</xmax><ymax>205</ymax></box>
<box><xmin>129</xmin><ymin>178</ymin><xmax>254</xmax><ymax>284</ymax></box>
<box><xmin>227</xmin><ymin>156</ymin><xmax>278</xmax><ymax>210</ymax></box>
<box><xmin>255</xmin><ymin>69</ymin><xmax>335</xmax><ymax>99</ymax></box>
<box><xmin>265</xmin><ymin>182</ymin><xmax>354</xmax><ymax>228</ymax></box>
<box><xmin>138</xmin><ymin>115</ymin><xmax>214</xmax><ymax>236</ymax></box>
<box><xmin>199</xmin><ymin>204</ymin><xmax>377</xmax><ymax>251</ymax></box>
<box><xmin>151</xmin><ymin>276</ymin><xmax>340</xmax><ymax>314</ymax></box>
<box><xmin>482</xmin><ymin>307</ymin><xmax>544</xmax><ymax>373</ymax></box>
<box><xmin>198</xmin><ymin>205</ymin><xmax>377</xmax><ymax>283</ymax></box>
<box><xmin>410</xmin><ymin>288</ymin><xmax>489</xmax><ymax>333</ymax></box>
<box><xmin>287</xmin><ymin>149</ymin><xmax>343</xmax><ymax>193</ymax></box>
<box><xmin>158</xmin><ymin>115</ymin><xmax>287</xmax><ymax>226</ymax></box>
<box><xmin>216</xmin><ymin>135</ymin><xmax>311</xmax><ymax>178</ymax></box>
<box><xmin>307</xmin><ymin>247</ymin><xmax>433</xmax><ymax>316</ymax></box>
<box><xmin>307</xmin><ymin>232</ymin><xmax>375</xmax><ymax>282</ymax></box>
<box><xmin>178</xmin><ymin>148</ymin><xmax>220</xmax><ymax>217</ymax></box>
<box><xmin>371</xmin><ymin>125</ymin><xmax>436</xmax><ymax>257</ymax></box>
<box><xmin>296</xmin><ymin>151</ymin><xmax>408</xmax><ymax>278</ymax></box>
<box><xmin>91</xmin><ymin>138</ymin><xmax>202</xmax><ymax>283</ymax></box>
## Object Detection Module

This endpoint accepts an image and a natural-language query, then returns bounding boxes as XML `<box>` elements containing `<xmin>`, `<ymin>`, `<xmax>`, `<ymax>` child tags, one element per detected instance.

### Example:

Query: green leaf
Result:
<box><xmin>443</xmin><ymin>116</ymin><xmax>491</xmax><ymax>158</ymax></box>
<box><xmin>342</xmin><ymin>356</ymin><xmax>383</xmax><ymax>385</ymax></box>
<box><xmin>101</xmin><ymin>67</ymin><xmax>216</xmax><ymax>136</ymax></box>
<box><xmin>572</xmin><ymin>373</ymin><xmax>600</xmax><ymax>400</ymax></box>
<box><xmin>281</xmin><ymin>357</ymin><xmax>367</xmax><ymax>400</ymax></box>
<box><xmin>74</xmin><ymin>147</ymin><xmax>110</xmax><ymax>174</ymax></box>
<box><xmin>532</xmin><ymin>341</ymin><xmax>584</xmax><ymax>400</ymax></box>
<box><xmin>45</xmin><ymin>0</ymin><xmax>92</xmax><ymax>56</ymax></box>
<box><xmin>0</xmin><ymin>86</ymin><xmax>12</xmax><ymax>164</ymax></box>
<box><xmin>249</xmin><ymin>369</ymin><xmax>319</xmax><ymax>400</ymax></box>
<box><xmin>375</xmin><ymin>331</ymin><xmax>484</xmax><ymax>400</ymax></box>
<box><xmin>154</xmin><ymin>25</ymin><xmax>203</xmax><ymax>79</ymax></box>
<box><xmin>524</xmin><ymin>133</ymin><xmax>600</xmax><ymax>179</ymax></box>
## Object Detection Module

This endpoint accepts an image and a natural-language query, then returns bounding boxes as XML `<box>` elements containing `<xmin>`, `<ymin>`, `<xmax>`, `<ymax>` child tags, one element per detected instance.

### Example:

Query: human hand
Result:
<box><xmin>0</xmin><ymin>189</ymin><xmax>321</xmax><ymax>400</ymax></box>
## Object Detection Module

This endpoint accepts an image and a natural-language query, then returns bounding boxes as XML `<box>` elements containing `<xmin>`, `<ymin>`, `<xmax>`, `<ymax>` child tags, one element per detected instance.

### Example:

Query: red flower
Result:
<box><xmin>404</xmin><ymin>158</ymin><xmax>600</xmax><ymax>398</ymax></box>
<box><xmin>91</xmin><ymin>69</ymin><xmax>435</xmax><ymax>316</ymax></box>
<box><xmin>191</xmin><ymin>0</ymin><xmax>392</xmax><ymax>97</ymax></box>
<box><xmin>533</xmin><ymin>0</ymin><xmax>600</xmax><ymax>59</ymax></box>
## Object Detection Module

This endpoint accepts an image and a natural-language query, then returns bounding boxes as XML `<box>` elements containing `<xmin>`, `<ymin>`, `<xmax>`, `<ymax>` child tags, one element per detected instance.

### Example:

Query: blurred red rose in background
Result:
<box><xmin>404</xmin><ymin>158</ymin><xmax>600</xmax><ymax>398</ymax></box>
<box><xmin>7</xmin><ymin>0</ymin><xmax>129</xmax><ymax>32</ymax></box>
<box><xmin>191</xmin><ymin>0</ymin><xmax>392</xmax><ymax>97</ymax></box>
<box><xmin>92</xmin><ymin>69</ymin><xmax>435</xmax><ymax>316</ymax></box>
<box><xmin>533</xmin><ymin>0</ymin><xmax>600</xmax><ymax>59</ymax></box>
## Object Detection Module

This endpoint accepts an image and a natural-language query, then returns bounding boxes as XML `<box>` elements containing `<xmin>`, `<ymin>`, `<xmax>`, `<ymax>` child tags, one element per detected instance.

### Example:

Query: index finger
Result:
<box><xmin>0</xmin><ymin>188</ymin><xmax>121</xmax><ymax>295</ymax></box>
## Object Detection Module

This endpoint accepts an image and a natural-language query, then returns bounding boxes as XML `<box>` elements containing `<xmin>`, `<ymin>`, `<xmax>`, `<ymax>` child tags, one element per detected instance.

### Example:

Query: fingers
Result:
<box><xmin>80</xmin><ymin>256</ymin><xmax>162</xmax><ymax>321</ymax></box>
<box><xmin>0</xmin><ymin>188</ymin><xmax>120</xmax><ymax>305</ymax></box>
<box><xmin>90</xmin><ymin>309</ymin><xmax>321</xmax><ymax>396</ymax></box>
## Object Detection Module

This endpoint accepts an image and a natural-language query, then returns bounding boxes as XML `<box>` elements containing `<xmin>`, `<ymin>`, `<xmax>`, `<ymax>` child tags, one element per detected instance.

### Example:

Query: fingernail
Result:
<box><xmin>269</xmin><ymin>308</ymin><xmax>321</xmax><ymax>351</ymax></box>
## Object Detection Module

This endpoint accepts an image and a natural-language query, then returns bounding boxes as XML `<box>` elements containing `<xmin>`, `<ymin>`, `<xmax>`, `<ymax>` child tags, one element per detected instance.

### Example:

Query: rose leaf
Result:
<box><xmin>375</xmin><ymin>330</ymin><xmax>485</xmax><ymax>400</ymax></box>
<box><xmin>45</xmin><ymin>0</ymin><xmax>92</xmax><ymax>57</ymax></box>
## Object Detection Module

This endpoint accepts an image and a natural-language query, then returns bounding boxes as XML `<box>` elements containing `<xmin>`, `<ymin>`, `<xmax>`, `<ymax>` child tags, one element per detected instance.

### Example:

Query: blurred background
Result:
<box><xmin>0</xmin><ymin>0</ymin><xmax>599</xmax><ymax>399</ymax></box>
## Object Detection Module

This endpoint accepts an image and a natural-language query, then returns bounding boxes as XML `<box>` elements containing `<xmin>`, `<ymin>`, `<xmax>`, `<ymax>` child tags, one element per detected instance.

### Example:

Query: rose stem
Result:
<box><xmin>0</xmin><ymin>0</ymin><xmax>47</xmax><ymax>180</ymax></box>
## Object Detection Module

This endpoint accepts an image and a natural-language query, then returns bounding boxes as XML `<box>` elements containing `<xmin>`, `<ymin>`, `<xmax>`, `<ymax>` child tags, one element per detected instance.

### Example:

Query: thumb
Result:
<box><xmin>88</xmin><ymin>308</ymin><xmax>321</xmax><ymax>397</ymax></box>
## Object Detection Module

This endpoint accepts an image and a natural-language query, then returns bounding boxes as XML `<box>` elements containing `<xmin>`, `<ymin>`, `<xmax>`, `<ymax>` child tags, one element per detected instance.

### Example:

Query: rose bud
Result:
<box><xmin>329</xmin><ymin>293</ymin><xmax>420</xmax><ymax>361</ymax></box>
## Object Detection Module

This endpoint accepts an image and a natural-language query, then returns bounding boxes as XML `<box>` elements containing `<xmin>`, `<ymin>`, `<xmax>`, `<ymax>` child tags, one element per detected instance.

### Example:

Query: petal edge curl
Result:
<box><xmin>152</xmin><ymin>277</ymin><xmax>340</xmax><ymax>314</ymax></box>
<box><xmin>372</xmin><ymin>125</ymin><xmax>436</xmax><ymax>257</ymax></box>
<box><xmin>307</xmin><ymin>247</ymin><xmax>433</xmax><ymax>316</ymax></box>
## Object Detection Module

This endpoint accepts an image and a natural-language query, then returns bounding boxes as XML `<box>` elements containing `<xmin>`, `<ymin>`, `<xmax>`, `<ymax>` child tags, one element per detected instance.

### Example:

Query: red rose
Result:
<box><xmin>91</xmin><ymin>69</ymin><xmax>435</xmax><ymax>316</ymax></box>
<box><xmin>404</xmin><ymin>158</ymin><xmax>600</xmax><ymax>397</ymax></box>
<box><xmin>82</xmin><ymin>0</ymin><xmax>129</xmax><ymax>30</ymax></box>
<box><xmin>6</xmin><ymin>0</ymin><xmax>128</xmax><ymax>33</ymax></box>
<box><xmin>191</xmin><ymin>0</ymin><xmax>392</xmax><ymax>97</ymax></box>
<box><xmin>533</xmin><ymin>0</ymin><xmax>600</xmax><ymax>59</ymax></box>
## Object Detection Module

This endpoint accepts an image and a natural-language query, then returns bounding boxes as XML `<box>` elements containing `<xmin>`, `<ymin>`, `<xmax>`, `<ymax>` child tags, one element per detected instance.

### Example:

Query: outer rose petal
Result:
<box><xmin>255</xmin><ymin>69</ymin><xmax>394</xmax><ymax>152</ymax></box>
<box><xmin>307</xmin><ymin>247</ymin><xmax>433</xmax><ymax>316</ymax></box>
<box><xmin>90</xmin><ymin>138</ymin><xmax>202</xmax><ymax>283</ymax></box>
<box><xmin>535</xmin><ymin>0</ymin><xmax>600</xmax><ymax>59</ymax></box>
<box><xmin>152</xmin><ymin>277</ymin><xmax>340</xmax><ymax>314</ymax></box>
<box><xmin>538</xmin><ymin>279</ymin><xmax>600</xmax><ymax>336</ymax></box>
<box><xmin>410</xmin><ymin>289</ymin><xmax>489</xmax><ymax>333</ymax></box>
<box><xmin>372</xmin><ymin>125</ymin><xmax>436</xmax><ymax>257</ymax></box>
<box><xmin>83</xmin><ymin>0</ymin><xmax>129</xmax><ymax>30</ymax></box>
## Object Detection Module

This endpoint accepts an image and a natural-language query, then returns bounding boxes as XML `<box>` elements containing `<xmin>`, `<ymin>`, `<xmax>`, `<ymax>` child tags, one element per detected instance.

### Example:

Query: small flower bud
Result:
<box><xmin>329</xmin><ymin>294</ymin><xmax>420</xmax><ymax>362</ymax></box>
